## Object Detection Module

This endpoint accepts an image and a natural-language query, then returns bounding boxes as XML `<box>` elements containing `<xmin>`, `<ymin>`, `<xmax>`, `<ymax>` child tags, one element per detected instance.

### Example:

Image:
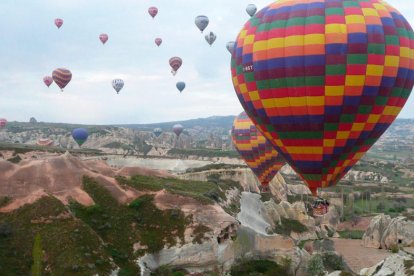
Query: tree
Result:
<box><xmin>31</xmin><ymin>233</ymin><xmax>43</xmax><ymax>276</ymax></box>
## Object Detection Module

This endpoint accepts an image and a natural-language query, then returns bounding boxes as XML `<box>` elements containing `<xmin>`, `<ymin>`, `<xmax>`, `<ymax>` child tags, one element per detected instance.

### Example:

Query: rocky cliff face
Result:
<box><xmin>360</xmin><ymin>252</ymin><xmax>414</xmax><ymax>276</ymax></box>
<box><xmin>362</xmin><ymin>214</ymin><xmax>414</xmax><ymax>249</ymax></box>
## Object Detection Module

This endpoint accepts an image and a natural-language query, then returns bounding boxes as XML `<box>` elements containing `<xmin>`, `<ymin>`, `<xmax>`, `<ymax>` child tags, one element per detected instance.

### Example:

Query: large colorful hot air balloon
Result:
<box><xmin>99</xmin><ymin>33</ymin><xmax>108</xmax><ymax>44</ymax></box>
<box><xmin>246</xmin><ymin>4</ymin><xmax>257</xmax><ymax>17</ymax></box>
<box><xmin>52</xmin><ymin>68</ymin><xmax>72</xmax><ymax>91</ymax></box>
<box><xmin>169</xmin><ymin>57</ymin><xmax>182</xmax><ymax>76</ymax></box>
<box><xmin>72</xmin><ymin>128</ymin><xmax>88</xmax><ymax>147</ymax></box>
<box><xmin>172</xmin><ymin>124</ymin><xmax>183</xmax><ymax>137</ymax></box>
<box><xmin>195</xmin><ymin>15</ymin><xmax>209</xmax><ymax>33</ymax></box>
<box><xmin>0</xmin><ymin>119</ymin><xmax>7</xmax><ymax>129</ymax></box>
<box><xmin>148</xmin><ymin>7</ymin><xmax>158</xmax><ymax>18</ymax></box>
<box><xmin>226</xmin><ymin>41</ymin><xmax>236</xmax><ymax>55</ymax></box>
<box><xmin>205</xmin><ymin>32</ymin><xmax>217</xmax><ymax>46</ymax></box>
<box><xmin>55</xmin><ymin>18</ymin><xmax>63</xmax><ymax>29</ymax></box>
<box><xmin>112</xmin><ymin>79</ymin><xmax>124</xmax><ymax>94</ymax></box>
<box><xmin>176</xmin><ymin>82</ymin><xmax>186</xmax><ymax>93</ymax></box>
<box><xmin>231</xmin><ymin>0</ymin><xmax>414</xmax><ymax>195</ymax></box>
<box><xmin>155</xmin><ymin>38</ymin><xmax>162</xmax><ymax>47</ymax></box>
<box><xmin>153</xmin><ymin>128</ymin><xmax>163</xmax><ymax>137</ymax></box>
<box><xmin>232</xmin><ymin>112</ymin><xmax>285</xmax><ymax>191</ymax></box>
<box><xmin>43</xmin><ymin>76</ymin><xmax>53</xmax><ymax>87</ymax></box>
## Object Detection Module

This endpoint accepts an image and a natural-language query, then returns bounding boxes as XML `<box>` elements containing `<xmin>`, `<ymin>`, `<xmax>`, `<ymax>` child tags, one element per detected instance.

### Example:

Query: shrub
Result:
<box><xmin>390</xmin><ymin>244</ymin><xmax>399</xmax><ymax>253</ymax></box>
<box><xmin>322</xmin><ymin>252</ymin><xmax>344</xmax><ymax>271</ymax></box>
<box><xmin>307</xmin><ymin>254</ymin><xmax>325</xmax><ymax>276</ymax></box>
<box><xmin>273</xmin><ymin>217</ymin><xmax>308</xmax><ymax>236</ymax></box>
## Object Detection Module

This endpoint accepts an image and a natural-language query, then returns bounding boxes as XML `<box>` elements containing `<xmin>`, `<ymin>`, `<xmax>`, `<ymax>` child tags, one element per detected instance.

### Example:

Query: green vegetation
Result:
<box><xmin>186</xmin><ymin>163</ymin><xmax>246</xmax><ymax>173</ymax></box>
<box><xmin>168</xmin><ymin>148</ymin><xmax>240</xmax><ymax>158</ymax></box>
<box><xmin>150</xmin><ymin>266</ymin><xmax>188</xmax><ymax>276</ymax></box>
<box><xmin>31</xmin><ymin>233</ymin><xmax>43</xmax><ymax>276</ymax></box>
<box><xmin>117</xmin><ymin>174</ymin><xmax>241</xmax><ymax>205</ymax></box>
<box><xmin>321</xmin><ymin>252</ymin><xmax>344</xmax><ymax>271</ymax></box>
<box><xmin>7</xmin><ymin>155</ymin><xmax>22</xmax><ymax>164</ymax></box>
<box><xmin>337</xmin><ymin>230</ymin><xmax>365</xmax><ymax>240</ymax></box>
<box><xmin>69</xmin><ymin>176</ymin><xmax>194</xmax><ymax>274</ymax></box>
<box><xmin>0</xmin><ymin>142</ymin><xmax>103</xmax><ymax>156</ymax></box>
<box><xmin>390</xmin><ymin>244</ymin><xmax>400</xmax><ymax>253</ymax></box>
<box><xmin>230</xmin><ymin>260</ymin><xmax>291</xmax><ymax>276</ymax></box>
<box><xmin>0</xmin><ymin>196</ymin><xmax>115</xmax><ymax>275</ymax></box>
<box><xmin>272</xmin><ymin>217</ymin><xmax>308</xmax><ymax>236</ymax></box>
<box><xmin>307</xmin><ymin>254</ymin><xmax>325</xmax><ymax>276</ymax></box>
<box><xmin>0</xmin><ymin>197</ymin><xmax>11</xmax><ymax>208</ymax></box>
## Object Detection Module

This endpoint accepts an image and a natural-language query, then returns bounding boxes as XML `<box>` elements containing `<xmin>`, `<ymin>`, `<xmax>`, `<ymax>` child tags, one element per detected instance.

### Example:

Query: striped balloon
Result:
<box><xmin>0</xmin><ymin>118</ymin><xmax>7</xmax><ymax>129</ymax></box>
<box><xmin>52</xmin><ymin>68</ymin><xmax>72</xmax><ymax>91</ymax></box>
<box><xmin>231</xmin><ymin>0</ymin><xmax>414</xmax><ymax>195</ymax></box>
<box><xmin>232</xmin><ymin>112</ymin><xmax>285</xmax><ymax>191</ymax></box>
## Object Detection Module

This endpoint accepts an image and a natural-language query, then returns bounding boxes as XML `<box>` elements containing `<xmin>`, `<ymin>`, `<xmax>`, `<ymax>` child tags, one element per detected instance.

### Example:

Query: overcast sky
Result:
<box><xmin>0</xmin><ymin>0</ymin><xmax>413</xmax><ymax>124</ymax></box>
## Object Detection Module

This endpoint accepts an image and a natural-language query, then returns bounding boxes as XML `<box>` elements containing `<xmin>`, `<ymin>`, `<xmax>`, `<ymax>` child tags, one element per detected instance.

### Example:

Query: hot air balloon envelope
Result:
<box><xmin>155</xmin><ymin>38</ymin><xmax>162</xmax><ymax>46</ymax></box>
<box><xmin>195</xmin><ymin>15</ymin><xmax>209</xmax><ymax>33</ymax></box>
<box><xmin>176</xmin><ymin>82</ymin><xmax>186</xmax><ymax>93</ymax></box>
<box><xmin>0</xmin><ymin>119</ymin><xmax>7</xmax><ymax>129</ymax></box>
<box><xmin>172</xmin><ymin>124</ymin><xmax>183</xmax><ymax>137</ymax></box>
<box><xmin>72</xmin><ymin>128</ymin><xmax>88</xmax><ymax>147</ymax></box>
<box><xmin>231</xmin><ymin>0</ymin><xmax>414</xmax><ymax>195</ymax></box>
<box><xmin>153</xmin><ymin>128</ymin><xmax>163</xmax><ymax>137</ymax></box>
<box><xmin>43</xmin><ymin>76</ymin><xmax>53</xmax><ymax>87</ymax></box>
<box><xmin>99</xmin><ymin>33</ymin><xmax>108</xmax><ymax>44</ymax></box>
<box><xmin>246</xmin><ymin>4</ymin><xmax>257</xmax><ymax>17</ymax></box>
<box><xmin>169</xmin><ymin>57</ymin><xmax>182</xmax><ymax>76</ymax></box>
<box><xmin>232</xmin><ymin>112</ymin><xmax>285</xmax><ymax>190</ymax></box>
<box><xmin>148</xmin><ymin>7</ymin><xmax>158</xmax><ymax>18</ymax></box>
<box><xmin>52</xmin><ymin>68</ymin><xmax>72</xmax><ymax>91</ymax></box>
<box><xmin>55</xmin><ymin>18</ymin><xmax>63</xmax><ymax>28</ymax></box>
<box><xmin>112</xmin><ymin>79</ymin><xmax>124</xmax><ymax>94</ymax></box>
<box><xmin>205</xmin><ymin>32</ymin><xmax>217</xmax><ymax>46</ymax></box>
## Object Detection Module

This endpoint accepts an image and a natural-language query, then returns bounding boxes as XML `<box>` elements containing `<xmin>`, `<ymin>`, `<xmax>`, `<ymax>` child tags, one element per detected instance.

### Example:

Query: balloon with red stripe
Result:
<box><xmin>232</xmin><ymin>112</ymin><xmax>285</xmax><ymax>191</ymax></box>
<box><xmin>52</xmin><ymin>68</ymin><xmax>72</xmax><ymax>92</ymax></box>
<box><xmin>231</xmin><ymin>0</ymin><xmax>414</xmax><ymax>195</ymax></box>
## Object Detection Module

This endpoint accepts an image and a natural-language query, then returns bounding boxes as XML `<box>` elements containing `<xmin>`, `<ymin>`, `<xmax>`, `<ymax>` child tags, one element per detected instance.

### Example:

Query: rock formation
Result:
<box><xmin>362</xmin><ymin>214</ymin><xmax>414</xmax><ymax>249</ymax></box>
<box><xmin>360</xmin><ymin>252</ymin><xmax>414</xmax><ymax>276</ymax></box>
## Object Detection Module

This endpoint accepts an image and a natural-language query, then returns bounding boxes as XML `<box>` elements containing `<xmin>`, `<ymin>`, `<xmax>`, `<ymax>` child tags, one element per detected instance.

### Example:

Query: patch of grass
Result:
<box><xmin>70</xmin><ymin>176</ymin><xmax>192</xmax><ymax>274</ymax></box>
<box><xmin>7</xmin><ymin>155</ymin><xmax>22</xmax><ymax>164</ymax></box>
<box><xmin>230</xmin><ymin>260</ymin><xmax>290</xmax><ymax>275</ymax></box>
<box><xmin>273</xmin><ymin>217</ymin><xmax>308</xmax><ymax>236</ymax></box>
<box><xmin>117</xmin><ymin>174</ymin><xmax>241</xmax><ymax>205</ymax></box>
<box><xmin>337</xmin><ymin>230</ymin><xmax>365</xmax><ymax>240</ymax></box>
<box><xmin>0</xmin><ymin>197</ymin><xmax>12</xmax><ymax>208</ymax></box>
<box><xmin>103</xmin><ymin>141</ymin><xmax>128</xmax><ymax>149</ymax></box>
<box><xmin>0</xmin><ymin>196</ymin><xmax>115</xmax><ymax>275</ymax></box>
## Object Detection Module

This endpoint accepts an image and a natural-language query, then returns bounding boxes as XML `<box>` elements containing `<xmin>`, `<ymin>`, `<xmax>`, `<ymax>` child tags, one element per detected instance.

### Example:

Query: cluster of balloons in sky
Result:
<box><xmin>230</xmin><ymin>0</ymin><xmax>414</xmax><ymax>196</ymax></box>
<box><xmin>42</xmin><ymin>4</ymin><xmax>258</xmax><ymax>94</ymax></box>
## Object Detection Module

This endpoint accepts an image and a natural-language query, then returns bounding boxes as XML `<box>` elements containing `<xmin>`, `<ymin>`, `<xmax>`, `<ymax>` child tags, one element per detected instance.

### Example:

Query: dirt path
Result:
<box><xmin>333</xmin><ymin>238</ymin><xmax>391</xmax><ymax>273</ymax></box>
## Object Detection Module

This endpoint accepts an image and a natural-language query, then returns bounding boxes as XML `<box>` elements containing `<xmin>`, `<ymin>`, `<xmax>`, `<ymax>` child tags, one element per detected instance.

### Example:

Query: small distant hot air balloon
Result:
<box><xmin>246</xmin><ymin>4</ymin><xmax>257</xmax><ymax>17</ymax></box>
<box><xmin>153</xmin><ymin>128</ymin><xmax>163</xmax><ymax>137</ymax></box>
<box><xmin>176</xmin><ymin>82</ymin><xmax>186</xmax><ymax>93</ymax></box>
<box><xmin>172</xmin><ymin>124</ymin><xmax>183</xmax><ymax>137</ymax></box>
<box><xmin>52</xmin><ymin>68</ymin><xmax>72</xmax><ymax>91</ymax></box>
<box><xmin>112</xmin><ymin>79</ymin><xmax>124</xmax><ymax>94</ymax></box>
<box><xmin>169</xmin><ymin>57</ymin><xmax>182</xmax><ymax>76</ymax></box>
<box><xmin>205</xmin><ymin>32</ymin><xmax>217</xmax><ymax>46</ymax></box>
<box><xmin>43</xmin><ymin>76</ymin><xmax>53</xmax><ymax>87</ymax></box>
<box><xmin>55</xmin><ymin>18</ymin><xmax>63</xmax><ymax>29</ymax></box>
<box><xmin>155</xmin><ymin>38</ymin><xmax>162</xmax><ymax>47</ymax></box>
<box><xmin>0</xmin><ymin>119</ymin><xmax>7</xmax><ymax>129</ymax></box>
<box><xmin>148</xmin><ymin>7</ymin><xmax>158</xmax><ymax>18</ymax></box>
<box><xmin>99</xmin><ymin>33</ymin><xmax>108</xmax><ymax>44</ymax></box>
<box><xmin>232</xmin><ymin>112</ymin><xmax>285</xmax><ymax>192</ymax></box>
<box><xmin>226</xmin><ymin>41</ymin><xmax>236</xmax><ymax>55</ymax></box>
<box><xmin>195</xmin><ymin>15</ymin><xmax>209</xmax><ymax>33</ymax></box>
<box><xmin>72</xmin><ymin>128</ymin><xmax>88</xmax><ymax>147</ymax></box>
